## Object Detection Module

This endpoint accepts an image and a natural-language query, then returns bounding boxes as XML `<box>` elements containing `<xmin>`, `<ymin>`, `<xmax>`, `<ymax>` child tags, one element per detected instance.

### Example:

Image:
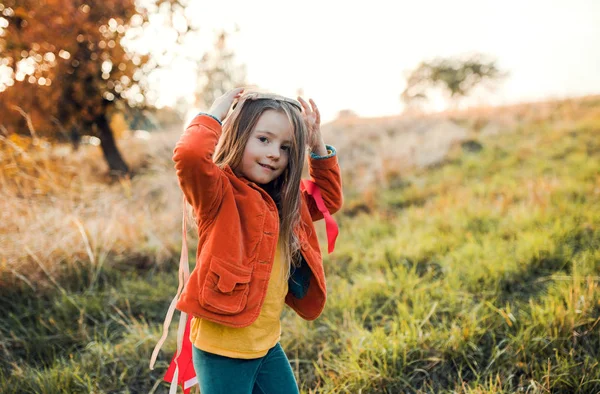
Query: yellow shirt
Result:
<box><xmin>190</xmin><ymin>242</ymin><xmax>288</xmax><ymax>359</ymax></box>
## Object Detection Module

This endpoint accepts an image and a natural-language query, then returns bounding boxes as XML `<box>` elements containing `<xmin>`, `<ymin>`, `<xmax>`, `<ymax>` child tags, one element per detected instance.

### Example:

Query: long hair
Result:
<box><xmin>212</xmin><ymin>94</ymin><xmax>308</xmax><ymax>280</ymax></box>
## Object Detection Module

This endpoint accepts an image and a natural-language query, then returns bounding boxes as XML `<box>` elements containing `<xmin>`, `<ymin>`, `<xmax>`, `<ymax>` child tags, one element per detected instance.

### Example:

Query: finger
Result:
<box><xmin>309</xmin><ymin>99</ymin><xmax>320</xmax><ymax>124</ymax></box>
<box><xmin>228</xmin><ymin>88</ymin><xmax>245</xmax><ymax>110</ymax></box>
<box><xmin>226</xmin><ymin>87</ymin><xmax>245</xmax><ymax>99</ymax></box>
<box><xmin>297</xmin><ymin>97</ymin><xmax>311</xmax><ymax>114</ymax></box>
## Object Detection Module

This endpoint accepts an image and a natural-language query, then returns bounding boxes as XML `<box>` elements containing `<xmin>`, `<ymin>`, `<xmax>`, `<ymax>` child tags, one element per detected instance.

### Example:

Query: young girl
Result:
<box><xmin>172</xmin><ymin>87</ymin><xmax>342</xmax><ymax>393</ymax></box>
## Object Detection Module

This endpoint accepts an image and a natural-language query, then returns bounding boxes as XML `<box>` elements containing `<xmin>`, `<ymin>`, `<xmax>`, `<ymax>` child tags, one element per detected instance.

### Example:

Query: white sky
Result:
<box><xmin>144</xmin><ymin>0</ymin><xmax>600</xmax><ymax>121</ymax></box>
<box><xmin>119</xmin><ymin>0</ymin><xmax>600</xmax><ymax>122</ymax></box>
<box><xmin>3</xmin><ymin>0</ymin><xmax>598</xmax><ymax>123</ymax></box>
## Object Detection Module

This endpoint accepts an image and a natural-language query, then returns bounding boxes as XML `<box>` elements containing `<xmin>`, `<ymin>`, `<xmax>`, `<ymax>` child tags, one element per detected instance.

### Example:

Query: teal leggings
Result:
<box><xmin>192</xmin><ymin>343</ymin><xmax>299</xmax><ymax>394</ymax></box>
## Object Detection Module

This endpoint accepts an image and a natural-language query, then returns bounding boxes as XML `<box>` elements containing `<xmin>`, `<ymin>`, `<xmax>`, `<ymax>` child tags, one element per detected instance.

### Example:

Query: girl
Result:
<box><xmin>172</xmin><ymin>87</ymin><xmax>342</xmax><ymax>393</ymax></box>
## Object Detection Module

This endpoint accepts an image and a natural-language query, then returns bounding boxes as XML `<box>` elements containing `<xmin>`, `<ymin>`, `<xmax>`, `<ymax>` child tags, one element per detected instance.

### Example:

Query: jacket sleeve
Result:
<box><xmin>303</xmin><ymin>145</ymin><xmax>343</xmax><ymax>221</ymax></box>
<box><xmin>172</xmin><ymin>115</ymin><xmax>227</xmax><ymax>221</ymax></box>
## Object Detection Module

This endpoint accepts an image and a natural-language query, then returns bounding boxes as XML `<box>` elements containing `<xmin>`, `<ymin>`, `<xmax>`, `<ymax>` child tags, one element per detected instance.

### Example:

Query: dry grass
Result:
<box><xmin>323</xmin><ymin>94</ymin><xmax>600</xmax><ymax>210</ymax></box>
<box><xmin>4</xmin><ymin>95</ymin><xmax>598</xmax><ymax>291</ymax></box>
<box><xmin>0</xmin><ymin>127</ymin><xmax>186</xmax><ymax>292</ymax></box>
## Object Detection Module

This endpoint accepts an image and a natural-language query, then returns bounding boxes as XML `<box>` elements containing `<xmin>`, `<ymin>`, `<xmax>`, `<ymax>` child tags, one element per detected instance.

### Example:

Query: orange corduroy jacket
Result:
<box><xmin>172</xmin><ymin>115</ymin><xmax>343</xmax><ymax>328</ymax></box>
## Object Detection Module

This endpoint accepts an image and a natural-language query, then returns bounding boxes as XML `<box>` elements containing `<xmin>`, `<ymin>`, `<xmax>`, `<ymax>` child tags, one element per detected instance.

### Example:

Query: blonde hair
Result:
<box><xmin>209</xmin><ymin>92</ymin><xmax>308</xmax><ymax>280</ymax></box>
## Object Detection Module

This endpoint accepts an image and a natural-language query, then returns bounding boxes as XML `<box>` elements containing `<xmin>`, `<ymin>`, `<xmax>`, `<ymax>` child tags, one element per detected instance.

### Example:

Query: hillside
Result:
<box><xmin>1</xmin><ymin>95</ymin><xmax>599</xmax><ymax>393</ymax></box>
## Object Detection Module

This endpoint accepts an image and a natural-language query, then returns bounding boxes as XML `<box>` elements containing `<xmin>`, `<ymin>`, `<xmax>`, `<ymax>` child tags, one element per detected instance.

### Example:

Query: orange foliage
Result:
<box><xmin>0</xmin><ymin>0</ymin><xmax>187</xmax><ymax>140</ymax></box>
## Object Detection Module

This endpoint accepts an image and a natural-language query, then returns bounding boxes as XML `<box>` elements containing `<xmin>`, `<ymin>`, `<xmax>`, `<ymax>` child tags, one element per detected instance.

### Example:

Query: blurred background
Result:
<box><xmin>1</xmin><ymin>1</ymin><xmax>599</xmax><ymax>393</ymax></box>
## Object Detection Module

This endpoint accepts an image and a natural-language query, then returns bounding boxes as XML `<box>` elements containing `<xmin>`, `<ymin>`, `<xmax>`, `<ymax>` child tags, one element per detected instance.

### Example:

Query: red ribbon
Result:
<box><xmin>301</xmin><ymin>179</ymin><xmax>339</xmax><ymax>254</ymax></box>
<box><xmin>164</xmin><ymin>315</ymin><xmax>197</xmax><ymax>393</ymax></box>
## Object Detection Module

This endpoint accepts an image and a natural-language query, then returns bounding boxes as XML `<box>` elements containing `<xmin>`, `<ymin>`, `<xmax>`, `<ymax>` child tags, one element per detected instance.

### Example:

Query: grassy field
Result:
<box><xmin>1</xmin><ymin>96</ymin><xmax>599</xmax><ymax>393</ymax></box>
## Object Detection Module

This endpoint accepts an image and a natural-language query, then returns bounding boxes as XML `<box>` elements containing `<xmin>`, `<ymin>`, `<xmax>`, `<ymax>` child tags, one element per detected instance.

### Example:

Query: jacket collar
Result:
<box><xmin>222</xmin><ymin>164</ymin><xmax>253</xmax><ymax>186</ymax></box>
<box><xmin>222</xmin><ymin>164</ymin><xmax>279</xmax><ymax>211</ymax></box>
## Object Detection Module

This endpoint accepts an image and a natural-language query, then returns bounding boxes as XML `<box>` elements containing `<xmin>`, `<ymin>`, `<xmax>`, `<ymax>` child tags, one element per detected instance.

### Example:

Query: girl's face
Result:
<box><xmin>235</xmin><ymin>109</ymin><xmax>294</xmax><ymax>185</ymax></box>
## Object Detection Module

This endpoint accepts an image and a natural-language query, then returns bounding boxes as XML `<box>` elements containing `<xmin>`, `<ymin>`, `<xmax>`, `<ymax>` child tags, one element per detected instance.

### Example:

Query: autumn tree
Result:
<box><xmin>0</xmin><ymin>0</ymin><xmax>194</xmax><ymax>174</ymax></box>
<box><xmin>401</xmin><ymin>53</ymin><xmax>507</xmax><ymax>111</ymax></box>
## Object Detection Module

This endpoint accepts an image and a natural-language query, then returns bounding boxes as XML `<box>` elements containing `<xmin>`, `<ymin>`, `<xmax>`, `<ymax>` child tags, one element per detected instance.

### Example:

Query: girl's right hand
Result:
<box><xmin>208</xmin><ymin>87</ymin><xmax>245</xmax><ymax>121</ymax></box>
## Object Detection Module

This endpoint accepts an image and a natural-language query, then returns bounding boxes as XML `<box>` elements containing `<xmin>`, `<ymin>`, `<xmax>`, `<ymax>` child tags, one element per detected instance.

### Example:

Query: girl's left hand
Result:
<box><xmin>298</xmin><ymin>97</ymin><xmax>326</xmax><ymax>154</ymax></box>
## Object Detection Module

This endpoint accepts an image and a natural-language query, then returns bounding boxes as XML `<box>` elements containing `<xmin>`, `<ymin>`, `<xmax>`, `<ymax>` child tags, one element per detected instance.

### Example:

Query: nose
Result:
<box><xmin>267</xmin><ymin>145</ymin><xmax>280</xmax><ymax>160</ymax></box>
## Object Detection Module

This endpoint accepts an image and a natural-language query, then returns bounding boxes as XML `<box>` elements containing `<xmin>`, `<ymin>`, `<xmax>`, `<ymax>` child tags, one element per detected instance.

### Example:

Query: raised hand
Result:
<box><xmin>298</xmin><ymin>97</ymin><xmax>326</xmax><ymax>155</ymax></box>
<box><xmin>209</xmin><ymin>87</ymin><xmax>245</xmax><ymax>121</ymax></box>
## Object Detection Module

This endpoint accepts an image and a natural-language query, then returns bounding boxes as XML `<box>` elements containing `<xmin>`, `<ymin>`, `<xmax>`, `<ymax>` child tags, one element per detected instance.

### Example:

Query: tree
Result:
<box><xmin>0</xmin><ymin>0</ymin><xmax>194</xmax><ymax>175</ymax></box>
<box><xmin>401</xmin><ymin>53</ymin><xmax>507</xmax><ymax>111</ymax></box>
<box><xmin>194</xmin><ymin>30</ymin><xmax>247</xmax><ymax>110</ymax></box>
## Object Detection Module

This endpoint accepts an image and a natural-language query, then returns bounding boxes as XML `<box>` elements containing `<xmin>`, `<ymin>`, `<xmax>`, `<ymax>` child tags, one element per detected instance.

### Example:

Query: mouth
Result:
<box><xmin>259</xmin><ymin>163</ymin><xmax>276</xmax><ymax>171</ymax></box>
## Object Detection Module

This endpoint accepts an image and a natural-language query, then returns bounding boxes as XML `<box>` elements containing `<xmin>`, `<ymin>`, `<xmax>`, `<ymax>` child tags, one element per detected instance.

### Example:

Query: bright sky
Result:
<box><xmin>145</xmin><ymin>0</ymin><xmax>600</xmax><ymax>122</ymax></box>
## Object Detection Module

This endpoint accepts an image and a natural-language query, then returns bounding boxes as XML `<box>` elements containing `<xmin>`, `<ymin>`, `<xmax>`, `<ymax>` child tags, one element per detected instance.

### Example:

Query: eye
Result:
<box><xmin>281</xmin><ymin>145</ymin><xmax>290</xmax><ymax>152</ymax></box>
<box><xmin>258</xmin><ymin>136</ymin><xmax>269</xmax><ymax>143</ymax></box>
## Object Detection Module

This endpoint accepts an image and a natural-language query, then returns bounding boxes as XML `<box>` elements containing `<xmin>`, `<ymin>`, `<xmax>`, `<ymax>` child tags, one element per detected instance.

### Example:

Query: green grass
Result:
<box><xmin>1</xmin><ymin>102</ymin><xmax>599</xmax><ymax>393</ymax></box>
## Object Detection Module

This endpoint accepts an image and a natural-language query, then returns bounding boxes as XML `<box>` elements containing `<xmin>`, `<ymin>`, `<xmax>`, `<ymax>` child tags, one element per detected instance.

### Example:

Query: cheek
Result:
<box><xmin>241</xmin><ymin>144</ymin><xmax>256</xmax><ymax>163</ymax></box>
<box><xmin>245</xmin><ymin>140</ymin><xmax>262</xmax><ymax>158</ymax></box>
<box><xmin>280</xmin><ymin>156</ymin><xmax>290</xmax><ymax>171</ymax></box>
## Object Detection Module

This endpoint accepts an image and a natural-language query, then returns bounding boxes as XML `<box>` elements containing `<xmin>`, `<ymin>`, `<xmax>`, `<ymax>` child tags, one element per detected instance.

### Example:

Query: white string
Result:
<box><xmin>149</xmin><ymin>195</ymin><xmax>190</xmax><ymax>374</ymax></box>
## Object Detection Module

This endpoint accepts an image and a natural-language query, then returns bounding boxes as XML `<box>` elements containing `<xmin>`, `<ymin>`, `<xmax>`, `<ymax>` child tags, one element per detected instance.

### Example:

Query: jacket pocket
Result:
<box><xmin>202</xmin><ymin>256</ymin><xmax>253</xmax><ymax>315</ymax></box>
